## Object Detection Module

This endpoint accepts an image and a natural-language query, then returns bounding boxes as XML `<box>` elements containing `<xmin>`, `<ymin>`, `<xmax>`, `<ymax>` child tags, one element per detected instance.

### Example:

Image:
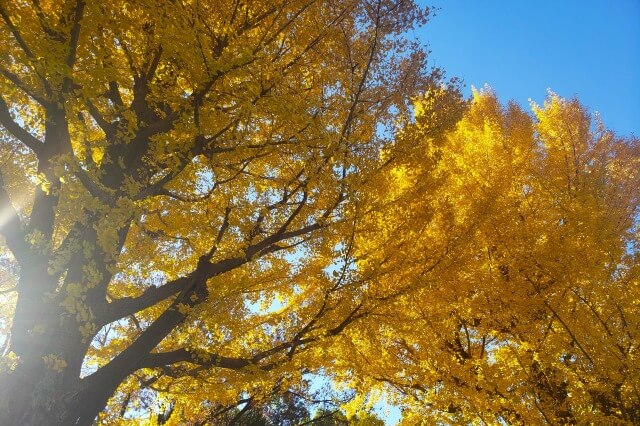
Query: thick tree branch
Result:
<box><xmin>107</xmin><ymin>81</ymin><xmax>124</xmax><ymax>107</ymax></box>
<box><xmin>0</xmin><ymin>95</ymin><xmax>44</xmax><ymax>156</ymax></box>
<box><xmin>144</xmin><ymin>46</ymin><xmax>163</xmax><ymax>83</ymax></box>
<box><xmin>141</xmin><ymin>349</ymin><xmax>252</xmax><ymax>371</ymax></box>
<box><xmin>95</xmin><ymin>212</ymin><xmax>329</xmax><ymax>355</ymax></box>
<box><xmin>0</xmin><ymin>66</ymin><xmax>48</xmax><ymax>105</ymax></box>
<box><xmin>84</xmin><ymin>98</ymin><xmax>116</xmax><ymax>137</ymax></box>
<box><xmin>73</xmin><ymin>167</ymin><xmax>113</xmax><ymax>202</ymax></box>
<box><xmin>65</xmin><ymin>0</ymin><xmax>85</xmax><ymax>69</ymax></box>
<box><xmin>100</xmin><ymin>276</ymin><xmax>192</xmax><ymax>327</ymax></box>
<box><xmin>133</xmin><ymin>296</ymin><xmax>371</xmax><ymax>382</ymax></box>
<box><xmin>214</xmin><ymin>205</ymin><xmax>232</xmax><ymax>245</ymax></box>
<box><xmin>139</xmin><ymin>333</ymin><xmax>316</xmax><ymax>375</ymax></box>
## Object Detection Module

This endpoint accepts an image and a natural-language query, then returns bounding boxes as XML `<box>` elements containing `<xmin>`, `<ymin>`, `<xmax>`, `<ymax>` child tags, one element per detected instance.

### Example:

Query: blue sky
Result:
<box><xmin>415</xmin><ymin>0</ymin><xmax>640</xmax><ymax>136</ymax></box>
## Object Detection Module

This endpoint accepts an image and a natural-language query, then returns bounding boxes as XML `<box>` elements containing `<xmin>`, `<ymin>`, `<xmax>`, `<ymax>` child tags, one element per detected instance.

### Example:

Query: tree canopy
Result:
<box><xmin>345</xmin><ymin>90</ymin><xmax>640</xmax><ymax>424</ymax></box>
<box><xmin>0</xmin><ymin>0</ymin><xmax>444</xmax><ymax>423</ymax></box>
<box><xmin>0</xmin><ymin>0</ymin><xmax>639</xmax><ymax>425</ymax></box>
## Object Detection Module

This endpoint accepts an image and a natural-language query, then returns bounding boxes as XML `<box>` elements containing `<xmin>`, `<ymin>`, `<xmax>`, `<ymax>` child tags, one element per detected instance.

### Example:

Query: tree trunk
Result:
<box><xmin>1</xmin><ymin>287</ymin><xmax>116</xmax><ymax>425</ymax></box>
<box><xmin>0</xmin><ymin>343</ymin><xmax>120</xmax><ymax>425</ymax></box>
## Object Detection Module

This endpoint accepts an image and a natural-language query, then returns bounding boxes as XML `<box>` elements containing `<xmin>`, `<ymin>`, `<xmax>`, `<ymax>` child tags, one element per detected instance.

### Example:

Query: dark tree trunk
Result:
<box><xmin>0</xmin><ymin>330</ymin><xmax>121</xmax><ymax>426</ymax></box>
<box><xmin>1</xmin><ymin>273</ymin><xmax>119</xmax><ymax>425</ymax></box>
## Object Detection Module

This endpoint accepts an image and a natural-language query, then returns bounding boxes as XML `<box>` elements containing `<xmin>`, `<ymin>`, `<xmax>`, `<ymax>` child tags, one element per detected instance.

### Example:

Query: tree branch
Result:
<box><xmin>0</xmin><ymin>5</ymin><xmax>37</xmax><ymax>59</ymax></box>
<box><xmin>139</xmin><ymin>333</ymin><xmax>316</xmax><ymax>374</ymax></box>
<box><xmin>0</xmin><ymin>66</ymin><xmax>48</xmax><ymax>105</ymax></box>
<box><xmin>30</xmin><ymin>0</ymin><xmax>63</xmax><ymax>40</ymax></box>
<box><xmin>144</xmin><ymin>46</ymin><xmax>163</xmax><ymax>83</ymax></box>
<box><xmin>0</xmin><ymin>95</ymin><xmax>44</xmax><ymax>156</ymax></box>
<box><xmin>0</xmin><ymin>4</ymin><xmax>54</xmax><ymax>98</ymax></box>
<box><xmin>100</xmin><ymin>276</ymin><xmax>192</xmax><ymax>327</ymax></box>
<box><xmin>134</xmin><ymin>117</ymin><xmax>241</xmax><ymax>201</ymax></box>
<box><xmin>84</xmin><ymin>98</ymin><xmax>116</xmax><ymax>137</ymax></box>
<box><xmin>141</xmin><ymin>349</ymin><xmax>252</xmax><ymax>371</ymax></box>
<box><xmin>73</xmin><ymin>166</ymin><xmax>113</xmax><ymax>202</ymax></box>
<box><xmin>65</xmin><ymin>0</ymin><xmax>85</xmax><ymax>69</ymax></box>
<box><xmin>107</xmin><ymin>81</ymin><xmax>124</xmax><ymax>107</ymax></box>
<box><xmin>85</xmin><ymin>211</ymin><xmax>337</xmax><ymax>403</ymax></box>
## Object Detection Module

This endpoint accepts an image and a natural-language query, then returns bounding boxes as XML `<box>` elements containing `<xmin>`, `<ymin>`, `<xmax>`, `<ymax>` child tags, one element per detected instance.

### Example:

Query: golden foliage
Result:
<box><xmin>346</xmin><ymin>89</ymin><xmax>640</xmax><ymax>424</ymax></box>
<box><xmin>0</xmin><ymin>0</ymin><xmax>637</xmax><ymax>424</ymax></box>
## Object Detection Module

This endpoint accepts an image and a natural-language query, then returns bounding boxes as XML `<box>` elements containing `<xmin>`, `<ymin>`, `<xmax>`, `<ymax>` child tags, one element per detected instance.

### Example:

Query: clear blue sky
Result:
<box><xmin>415</xmin><ymin>0</ymin><xmax>640</xmax><ymax>136</ymax></box>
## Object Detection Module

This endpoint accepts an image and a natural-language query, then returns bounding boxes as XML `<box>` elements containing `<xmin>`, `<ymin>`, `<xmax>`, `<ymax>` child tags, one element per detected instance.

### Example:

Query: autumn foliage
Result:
<box><xmin>347</xmin><ymin>91</ymin><xmax>640</xmax><ymax>424</ymax></box>
<box><xmin>0</xmin><ymin>0</ymin><xmax>638</xmax><ymax>425</ymax></box>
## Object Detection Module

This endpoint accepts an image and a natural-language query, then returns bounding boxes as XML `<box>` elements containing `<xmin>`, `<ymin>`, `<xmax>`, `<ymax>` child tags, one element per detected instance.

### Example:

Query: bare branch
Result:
<box><xmin>155</xmin><ymin>186</ymin><xmax>216</xmax><ymax>203</ymax></box>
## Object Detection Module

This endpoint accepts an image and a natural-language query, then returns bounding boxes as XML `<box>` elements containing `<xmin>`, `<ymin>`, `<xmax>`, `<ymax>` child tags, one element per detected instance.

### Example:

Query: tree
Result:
<box><xmin>344</xmin><ymin>90</ymin><xmax>640</xmax><ymax>424</ymax></box>
<box><xmin>4</xmin><ymin>1</ymin><xmax>635</xmax><ymax>424</ymax></box>
<box><xmin>0</xmin><ymin>0</ymin><xmax>453</xmax><ymax>424</ymax></box>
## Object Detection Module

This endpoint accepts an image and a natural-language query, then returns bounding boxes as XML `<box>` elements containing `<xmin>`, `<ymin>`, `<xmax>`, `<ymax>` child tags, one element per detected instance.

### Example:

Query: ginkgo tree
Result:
<box><xmin>2</xmin><ymin>0</ymin><xmax>638</xmax><ymax>425</ymax></box>
<box><xmin>0</xmin><ymin>0</ymin><xmax>458</xmax><ymax>424</ymax></box>
<box><xmin>343</xmin><ymin>90</ymin><xmax>640</xmax><ymax>424</ymax></box>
